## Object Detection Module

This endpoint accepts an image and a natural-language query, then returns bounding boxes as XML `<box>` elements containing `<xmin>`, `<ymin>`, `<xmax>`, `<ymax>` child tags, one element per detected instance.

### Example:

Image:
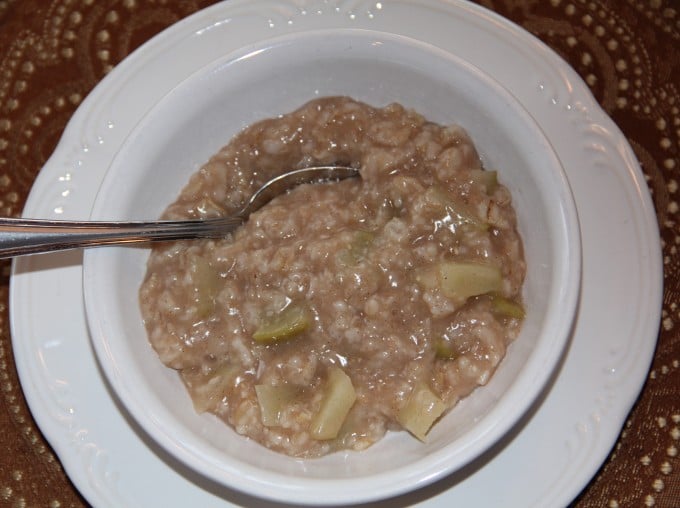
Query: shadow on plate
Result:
<box><xmin>11</xmin><ymin>249</ymin><xmax>84</xmax><ymax>274</ymax></box>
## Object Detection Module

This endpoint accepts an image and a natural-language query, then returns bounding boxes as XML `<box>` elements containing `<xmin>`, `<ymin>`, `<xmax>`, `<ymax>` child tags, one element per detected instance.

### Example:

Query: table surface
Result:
<box><xmin>0</xmin><ymin>0</ymin><xmax>678</xmax><ymax>506</ymax></box>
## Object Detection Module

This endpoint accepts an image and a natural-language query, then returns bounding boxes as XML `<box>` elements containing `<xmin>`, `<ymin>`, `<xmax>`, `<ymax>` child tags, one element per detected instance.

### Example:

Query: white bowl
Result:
<box><xmin>83</xmin><ymin>29</ymin><xmax>580</xmax><ymax>505</ymax></box>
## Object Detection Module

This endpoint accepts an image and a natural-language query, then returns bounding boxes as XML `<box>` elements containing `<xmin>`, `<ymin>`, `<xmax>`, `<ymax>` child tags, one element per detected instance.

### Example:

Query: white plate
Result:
<box><xmin>9</xmin><ymin>1</ymin><xmax>662</xmax><ymax>507</ymax></box>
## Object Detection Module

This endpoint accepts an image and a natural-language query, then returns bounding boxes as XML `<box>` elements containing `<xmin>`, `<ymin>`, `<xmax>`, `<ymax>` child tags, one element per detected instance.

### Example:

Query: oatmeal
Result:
<box><xmin>139</xmin><ymin>97</ymin><xmax>526</xmax><ymax>457</ymax></box>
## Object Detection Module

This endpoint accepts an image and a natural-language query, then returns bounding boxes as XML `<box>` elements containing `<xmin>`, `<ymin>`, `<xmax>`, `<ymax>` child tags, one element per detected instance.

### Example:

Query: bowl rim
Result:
<box><xmin>83</xmin><ymin>27</ymin><xmax>581</xmax><ymax>505</ymax></box>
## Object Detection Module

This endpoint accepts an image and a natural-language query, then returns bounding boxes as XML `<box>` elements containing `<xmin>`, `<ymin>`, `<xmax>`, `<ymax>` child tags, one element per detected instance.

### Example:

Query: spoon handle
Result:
<box><xmin>0</xmin><ymin>216</ymin><xmax>244</xmax><ymax>258</ymax></box>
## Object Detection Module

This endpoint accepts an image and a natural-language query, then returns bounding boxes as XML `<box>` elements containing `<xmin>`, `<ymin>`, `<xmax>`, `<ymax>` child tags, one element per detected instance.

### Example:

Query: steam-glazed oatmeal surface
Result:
<box><xmin>139</xmin><ymin>97</ymin><xmax>526</xmax><ymax>458</ymax></box>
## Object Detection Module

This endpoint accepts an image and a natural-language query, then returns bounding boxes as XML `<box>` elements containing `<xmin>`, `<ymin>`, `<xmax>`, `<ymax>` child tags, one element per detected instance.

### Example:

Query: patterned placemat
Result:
<box><xmin>0</xmin><ymin>1</ymin><xmax>677</xmax><ymax>506</ymax></box>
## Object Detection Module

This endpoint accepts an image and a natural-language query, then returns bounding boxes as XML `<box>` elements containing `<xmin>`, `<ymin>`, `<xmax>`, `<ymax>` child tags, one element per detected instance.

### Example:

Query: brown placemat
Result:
<box><xmin>0</xmin><ymin>1</ymin><xmax>677</xmax><ymax>506</ymax></box>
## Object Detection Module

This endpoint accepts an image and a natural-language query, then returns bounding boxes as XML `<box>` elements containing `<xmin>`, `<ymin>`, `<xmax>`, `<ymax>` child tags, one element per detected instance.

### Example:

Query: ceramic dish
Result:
<box><xmin>10</xmin><ymin>1</ymin><xmax>661</xmax><ymax>506</ymax></box>
<box><xmin>82</xmin><ymin>29</ymin><xmax>580</xmax><ymax>505</ymax></box>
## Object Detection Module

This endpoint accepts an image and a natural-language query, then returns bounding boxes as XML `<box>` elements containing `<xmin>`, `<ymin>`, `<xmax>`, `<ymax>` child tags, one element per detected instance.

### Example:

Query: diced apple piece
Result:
<box><xmin>310</xmin><ymin>367</ymin><xmax>357</xmax><ymax>440</ymax></box>
<box><xmin>417</xmin><ymin>261</ymin><xmax>503</xmax><ymax>300</ymax></box>
<box><xmin>434</xmin><ymin>338</ymin><xmax>457</xmax><ymax>360</ymax></box>
<box><xmin>489</xmin><ymin>293</ymin><xmax>526</xmax><ymax>319</ymax></box>
<box><xmin>255</xmin><ymin>384</ymin><xmax>301</xmax><ymax>427</ymax></box>
<box><xmin>438</xmin><ymin>261</ymin><xmax>503</xmax><ymax>299</ymax></box>
<box><xmin>337</xmin><ymin>229</ymin><xmax>375</xmax><ymax>266</ymax></box>
<box><xmin>424</xmin><ymin>186</ymin><xmax>488</xmax><ymax>232</ymax></box>
<box><xmin>397</xmin><ymin>383</ymin><xmax>446</xmax><ymax>441</ymax></box>
<box><xmin>253</xmin><ymin>303</ymin><xmax>311</xmax><ymax>343</ymax></box>
<box><xmin>189</xmin><ymin>257</ymin><xmax>220</xmax><ymax>319</ymax></box>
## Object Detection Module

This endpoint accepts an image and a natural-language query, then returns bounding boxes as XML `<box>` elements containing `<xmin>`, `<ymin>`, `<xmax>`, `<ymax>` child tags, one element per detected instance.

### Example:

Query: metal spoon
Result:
<box><xmin>0</xmin><ymin>165</ymin><xmax>359</xmax><ymax>259</ymax></box>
